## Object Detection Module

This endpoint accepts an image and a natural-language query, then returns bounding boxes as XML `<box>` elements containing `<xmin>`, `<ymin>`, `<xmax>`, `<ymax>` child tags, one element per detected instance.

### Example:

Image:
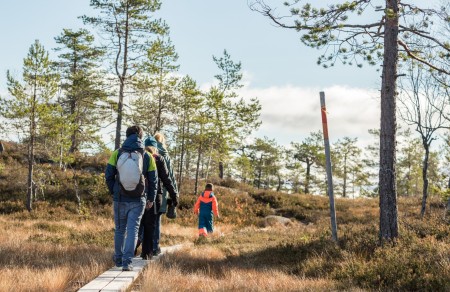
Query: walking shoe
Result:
<box><xmin>112</xmin><ymin>255</ymin><xmax>122</xmax><ymax>267</ymax></box>
<box><xmin>152</xmin><ymin>247</ymin><xmax>161</xmax><ymax>256</ymax></box>
<box><xmin>122</xmin><ymin>265</ymin><xmax>133</xmax><ymax>271</ymax></box>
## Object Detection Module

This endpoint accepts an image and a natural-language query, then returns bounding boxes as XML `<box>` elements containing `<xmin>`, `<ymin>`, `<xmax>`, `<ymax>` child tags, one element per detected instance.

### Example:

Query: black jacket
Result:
<box><xmin>152</xmin><ymin>153</ymin><xmax>178</xmax><ymax>210</ymax></box>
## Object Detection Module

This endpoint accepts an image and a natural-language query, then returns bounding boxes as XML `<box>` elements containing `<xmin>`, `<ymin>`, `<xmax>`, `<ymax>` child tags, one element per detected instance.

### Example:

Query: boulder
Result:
<box><xmin>264</xmin><ymin>215</ymin><xmax>292</xmax><ymax>227</ymax></box>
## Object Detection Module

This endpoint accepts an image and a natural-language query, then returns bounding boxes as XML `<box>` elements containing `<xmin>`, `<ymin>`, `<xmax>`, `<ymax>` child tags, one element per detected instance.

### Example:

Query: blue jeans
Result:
<box><xmin>114</xmin><ymin>198</ymin><xmax>145</xmax><ymax>267</ymax></box>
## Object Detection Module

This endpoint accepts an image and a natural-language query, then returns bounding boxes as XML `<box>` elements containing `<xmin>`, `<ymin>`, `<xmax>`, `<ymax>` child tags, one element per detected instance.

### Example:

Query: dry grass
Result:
<box><xmin>0</xmin><ymin>213</ymin><xmax>114</xmax><ymax>291</ymax></box>
<box><xmin>0</xmin><ymin>181</ymin><xmax>448</xmax><ymax>291</ymax></box>
<box><xmin>140</xmin><ymin>247</ymin><xmax>337</xmax><ymax>292</ymax></box>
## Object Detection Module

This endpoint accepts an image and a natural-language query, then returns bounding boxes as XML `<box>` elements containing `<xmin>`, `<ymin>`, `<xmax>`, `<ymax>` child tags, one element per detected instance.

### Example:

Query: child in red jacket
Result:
<box><xmin>194</xmin><ymin>183</ymin><xmax>219</xmax><ymax>237</ymax></box>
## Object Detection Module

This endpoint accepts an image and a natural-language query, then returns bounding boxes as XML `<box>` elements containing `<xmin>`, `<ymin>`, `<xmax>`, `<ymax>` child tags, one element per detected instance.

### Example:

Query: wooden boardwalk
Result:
<box><xmin>78</xmin><ymin>244</ymin><xmax>184</xmax><ymax>292</ymax></box>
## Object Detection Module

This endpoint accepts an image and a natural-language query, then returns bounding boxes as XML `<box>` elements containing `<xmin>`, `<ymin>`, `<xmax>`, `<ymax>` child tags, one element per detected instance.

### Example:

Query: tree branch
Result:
<box><xmin>398</xmin><ymin>39</ymin><xmax>450</xmax><ymax>75</ymax></box>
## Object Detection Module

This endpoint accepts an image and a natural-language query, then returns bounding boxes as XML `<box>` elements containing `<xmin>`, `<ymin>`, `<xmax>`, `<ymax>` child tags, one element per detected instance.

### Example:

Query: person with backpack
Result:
<box><xmin>105</xmin><ymin>125</ymin><xmax>157</xmax><ymax>271</ymax></box>
<box><xmin>137</xmin><ymin>136</ymin><xmax>178</xmax><ymax>259</ymax></box>
<box><xmin>153</xmin><ymin>132</ymin><xmax>178</xmax><ymax>255</ymax></box>
<box><xmin>194</xmin><ymin>183</ymin><xmax>220</xmax><ymax>237</ymax></box>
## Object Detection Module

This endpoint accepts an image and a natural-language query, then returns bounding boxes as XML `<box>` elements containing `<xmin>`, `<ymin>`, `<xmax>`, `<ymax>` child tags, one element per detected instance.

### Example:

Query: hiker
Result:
<box><xmin>105</xmin><ymin>125</ymin><xmax>157</xmax><ymax>271</ymax></box>
<box><xmin>153</xmin><ymin>132</ymin><xmax>178</xmax><ymax>254</ymax></box>
<box><xmin>194</xmin><ymin>183</ymin><xmax>220</xmax><ymax>237</ymax></box>
<box><xmin>137</xmin><ymin>136</ymin><xmax>178</xmax><ymax>260</ymax></box>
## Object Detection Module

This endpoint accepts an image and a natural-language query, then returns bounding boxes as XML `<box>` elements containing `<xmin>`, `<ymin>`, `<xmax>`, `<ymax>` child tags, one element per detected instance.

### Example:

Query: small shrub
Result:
<box><xmin>335</xmin><ymin>236</ymin><xmax>450</xmax><ymax>291</ymax></box>
<box><xmin>0</xmin><ymin>200</ymin><xmax>25</xmax><ymax>214</ymax></box>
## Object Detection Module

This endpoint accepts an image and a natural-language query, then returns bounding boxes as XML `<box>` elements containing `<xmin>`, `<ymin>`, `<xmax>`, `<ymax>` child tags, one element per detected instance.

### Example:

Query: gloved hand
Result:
<box><xmin>171</xmin><ymin>196</ymin><xmax>178</xmax><ymax>207</ymax></box>
<box><xmin>167</xmin><ymin>196</ymin><xmax>178</xmax><ymax>207</ymax></box>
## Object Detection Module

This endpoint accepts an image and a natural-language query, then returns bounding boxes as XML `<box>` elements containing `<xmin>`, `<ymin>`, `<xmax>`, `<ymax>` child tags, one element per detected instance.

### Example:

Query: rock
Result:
<box><xmin>264</xmin><ymin>215</ymin><xmax>292</xmax><ymax>227</ymax></box>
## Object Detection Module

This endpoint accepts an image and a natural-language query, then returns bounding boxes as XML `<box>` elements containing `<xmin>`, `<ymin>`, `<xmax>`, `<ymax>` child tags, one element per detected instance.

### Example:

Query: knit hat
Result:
<box><xmin>144</xmin><ymin>136</ymin><xmax>158</xmax><ymax>148</ymax></box>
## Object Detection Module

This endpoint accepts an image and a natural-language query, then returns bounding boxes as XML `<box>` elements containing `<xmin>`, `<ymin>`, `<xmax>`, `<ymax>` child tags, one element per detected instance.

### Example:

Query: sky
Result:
<box><xmin>0</xmin><ymin>0</ymin><xmax>407</xmax><ymax>148</ymax></box>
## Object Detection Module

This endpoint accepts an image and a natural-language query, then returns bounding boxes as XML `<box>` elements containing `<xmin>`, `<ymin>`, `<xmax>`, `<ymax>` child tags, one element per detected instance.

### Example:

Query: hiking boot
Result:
<box><xmin>141</xmin><ymin>254</ymin><xmax>153</xmax><ymax>260</ymax></box>
<box><xmin>122</xmin><ymin>265</ymin><xmax>133</xmax><ymax>271</ymax></box>
<box><xmin>152</xmin><ymin>247</ymin><xmax>161</xmax><ymax>256</ymax></box>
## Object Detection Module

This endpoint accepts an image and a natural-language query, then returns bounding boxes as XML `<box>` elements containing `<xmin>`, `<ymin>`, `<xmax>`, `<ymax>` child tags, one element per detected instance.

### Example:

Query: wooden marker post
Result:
<box><xmin>320</xmin><ymin>91</ymin><xmax>338</xmax><ymax>242</ymax></box>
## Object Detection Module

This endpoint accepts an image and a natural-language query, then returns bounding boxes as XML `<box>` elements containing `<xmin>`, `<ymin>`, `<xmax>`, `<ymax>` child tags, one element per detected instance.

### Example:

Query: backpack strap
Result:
<box><xmin>118</xmin><ymin>147</ymin><xmax>144</xmax><ymax>159</ymax></box>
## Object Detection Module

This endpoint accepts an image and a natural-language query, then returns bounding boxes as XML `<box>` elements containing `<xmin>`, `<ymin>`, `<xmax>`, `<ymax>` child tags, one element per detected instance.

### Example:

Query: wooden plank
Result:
<box><xmin>101</xmin><ymin>277</ymin><xmax>134</xmax><ymax>292</ymax></box>
<box><xmin>97</xmin><ymin>269</ymin><xmax>122</xmax><ymax>278</ymax></box>
<box><xmin>77</xmin><ymin>244</ymin><xmax>186</xmax><ymax>292</ymax></box>
<box><xmin>78</xmin><ymin>277</ymin><xmax>114</xmax><ymax>291</ymax></box>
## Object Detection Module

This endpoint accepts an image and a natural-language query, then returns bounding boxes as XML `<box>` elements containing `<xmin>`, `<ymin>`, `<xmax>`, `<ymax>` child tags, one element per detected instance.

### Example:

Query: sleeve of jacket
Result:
<box><xmin>212</xmin><ymin>195</ymin><xmax>219</xmax><ymax>217</ymax></box>
<box><xmin>145</xmin><ymin>153</ymin><xmax>158</xmax><ymax>202</ymax></box>
<box><xmin>156</xmin><ymin>155</ymin><xmax>178</xmax><ymax>199</ymax></box>
<box><xmin>194</xmin><ymin>195</ymin><xmax>201</xmax><ymax>215</ymax></box>
<box><xmin>165</xmin><ymin>155</ymin><xmax>178</xmax><ymax>193</ymax></box>
<box><xmin>105</xmin><ymin>150</ymin><xmax>119</xmax><ymax>195</ymax></box>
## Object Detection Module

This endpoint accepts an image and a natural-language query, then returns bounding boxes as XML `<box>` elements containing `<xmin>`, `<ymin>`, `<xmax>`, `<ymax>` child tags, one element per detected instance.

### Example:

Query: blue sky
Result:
<box><xmin>0</xmin><ymin>0</ymin><xmax>410</xmax><ymax>147</ymax></box>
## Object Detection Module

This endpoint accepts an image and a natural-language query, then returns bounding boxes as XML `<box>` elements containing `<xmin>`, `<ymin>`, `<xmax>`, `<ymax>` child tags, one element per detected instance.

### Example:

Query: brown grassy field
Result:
<box><xmin>0</xmin><ymin>184</ymin><xmax>449</xmax><ymax>291</ymax></box>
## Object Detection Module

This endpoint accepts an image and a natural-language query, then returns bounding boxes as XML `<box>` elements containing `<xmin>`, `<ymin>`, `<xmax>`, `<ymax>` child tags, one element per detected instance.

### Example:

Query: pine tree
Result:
<box><xmin>131</xmin><ymin>37</ymin><xmax>179</xmax><ymax>134</ymax></box>
<box><xmin>172</xmin><ymin>75</ymin><xmax>202</xmax><ymax>190</ymax></box>
<box><xmin>54</xmin><ymin>28</ymin><xmax>109</xmax><ymax>153</ymax></box>
<box><xmin>333</xmin><ymin>137</ymin><xmax>363</xmax><ymax>198</ymax></box>
<box><xmin>0</xmin><ymin>40</ymin><xmax>59</xmax><ymax>211</ymax></box>
<box><xmin>290</xmin><ymin>131</ymin><xmax>325</xmax><ymax>194</ymax></box>
<box><xmin>204</xmin><ymin>50</ymin><xmax>261</xmax><ymax>176</ymax></box>
<box><xmin>82</xmin><ymin>0</ymin><xmax>168</xmax><ymax>149</ymax></box>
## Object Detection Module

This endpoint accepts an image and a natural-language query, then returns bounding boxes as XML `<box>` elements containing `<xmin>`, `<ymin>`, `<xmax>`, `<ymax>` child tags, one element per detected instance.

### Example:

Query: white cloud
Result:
<box><xmin>237</xmin><ymin>84</ymin><xmax>380</xmax><ymax>147</ymax></box>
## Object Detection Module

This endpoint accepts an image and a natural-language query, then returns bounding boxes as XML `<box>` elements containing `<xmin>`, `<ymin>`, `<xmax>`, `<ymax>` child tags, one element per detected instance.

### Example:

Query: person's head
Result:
<box><xmin>126</xmin><ymin>125</ymin><xmax>143</xmax><ymax>139</ymax></box>
<box><xmin>205</xmin><ymin>183</ymin><xmax>214</xmax><ymax>191</ymax></box>
<box><xmin>144</xmin><ymin>136</ymin><xmax>158</xmax><ymax>154</ymax></box>
<box><xmin>154</xmin><ymin>132</ymin><xmax>166</xmax><ymax>147</ymax></box>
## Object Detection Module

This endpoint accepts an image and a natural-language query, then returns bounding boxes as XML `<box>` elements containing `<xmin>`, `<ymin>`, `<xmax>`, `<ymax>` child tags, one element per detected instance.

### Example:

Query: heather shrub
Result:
<box><xmin>335</xmin><ymin>236</ymin><xmax>449</xmax><ymax>291</ymax></box>
<box><xmin>0</xmin><ymin>200</ymin><xmax>25</xmax><ymax>214</ymax></box>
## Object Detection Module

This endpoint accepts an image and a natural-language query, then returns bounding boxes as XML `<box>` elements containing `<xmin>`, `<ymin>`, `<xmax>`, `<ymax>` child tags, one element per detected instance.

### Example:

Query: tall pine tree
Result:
<box><xmin>0</xmin><ymin>40</ymin><xmax>59</xmax><ymax>211</ymax></box>
<box><xmin>54</xmin><ymin>28</ymin><xmax>109</xmax><ymax>153</ymax></box>
<box><xmin>82</xmin><ymin>0</ymin><xmax>168</xmax><ymax>148</ymax></box>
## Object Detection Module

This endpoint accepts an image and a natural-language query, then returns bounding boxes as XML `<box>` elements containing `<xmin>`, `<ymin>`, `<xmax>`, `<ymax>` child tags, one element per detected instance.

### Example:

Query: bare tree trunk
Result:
<box><xmin>343</xmin><ymin>155</ymin><xmax>347</xmax><ymax>198</ymax></box>
<box><xmin>420</xmin><ymin>145</ymin><xmax>430</xmax><ymax>218</ymax></box>
<box><xmin>219</xmin><ymin>161</ymin><xmax>224</xmax><ymax>179</ymax></box>
<box><xmin>26</xmin><ymin>75</ymin><xmax>38</xmax><ymax>212</ymax></box>
<box><xmin>115</xmin><ymin>81</ymin><xmax>125</xmax><ymax>149</ymax></box>
<box><xmin>26</xmin><ymin>141</ymin><xmax>34</xmax><ymax>212</ymax></box>
<box><xmin>204</xmin><ymin>147</ymin><xmax>212</xmax><ymax>180</ymax></box>
<box><xmin>194</xmin><ymin>122</ymin><xmax>204</xmax><ymax>194</ymax></box>
<box><xmin>305</xmin><ymin>159</ymin><xmax>311</xmax><ymax>194</ymax></box>
<box><xmin>194</xmin><ymin>141</ymin><xmax>202</xmax><ymax>195</ymax></box>
<box><xmin>155</xmin><ymin>93</ymin><xmax>163</xmax><ymax>133</ymax></box>
<box><xmin>379</xmin><ymin>0</ymin><xmax>399</xmax><ymax>241</ymax></box>
<box><xmin>114</xmin><ymin>4</ymin><xmax>130</xmax><ymax>150</ymax></box>
<box><xmin>446</xmin><ymin>197</ymin><xmax>450</xmax><ymax>218</ymax></box>
<box><xmin>276</xmin><ymin>174</ymin><xmax>282</xmax><ymax>192</ymax></box>
<box><xmin>178</xmin><ymin>120</ymin><xmax>187</xmax><ymax>189</ymax></box>
<box><xmin>257</xmin><ymin>154</ymin><xmax>263</xmax><ymax>189</ymax></box>
<box><xmin>185</xmin><ymin>148</ymin><xmax>191</xmax><ymax>181</ymax></box>
<box><xmin>72</xmin><ymin>168</ymin><xmax>81</xmax><ymax>213</ymax></box>
<box><xmin>69</xmin><ymin>59</ymin><xmax>79</xmax><ymax>153</ymax></box>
